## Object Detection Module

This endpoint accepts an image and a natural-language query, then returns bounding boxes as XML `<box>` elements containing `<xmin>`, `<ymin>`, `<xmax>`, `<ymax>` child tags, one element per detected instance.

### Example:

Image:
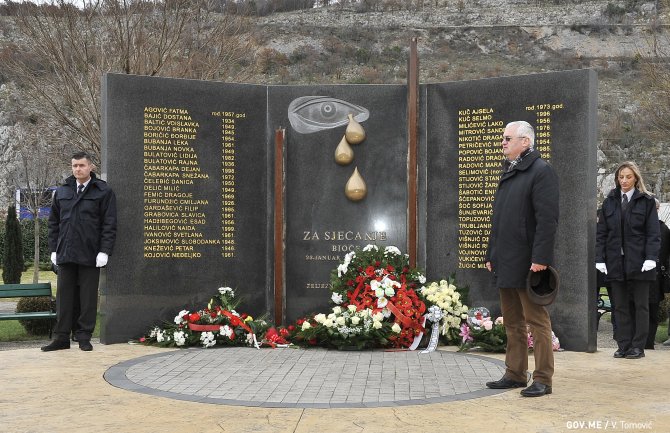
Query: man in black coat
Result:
<box><xmin>484</xmin><ymin>121</ymin><xmax>559</xmax><ymax>397</ymax></box>
<box><xmin>42</xmin><ymin>151</ymin><xmax>117</xmax><ymax>352</ymax></box>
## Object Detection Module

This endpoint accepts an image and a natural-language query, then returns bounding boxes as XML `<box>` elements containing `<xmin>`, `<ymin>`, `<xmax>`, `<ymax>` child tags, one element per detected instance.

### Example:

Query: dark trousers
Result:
<box><xmin>499</xmin><ymin>287</ymin><xmax>554</xmax><ymax>386</ymax></box>
<box><xmin>54</xmin><ymin>263</ymin><xmax>100</xmax><ymax>342</ymax></box>
<box><xmin>611</xmin><ymin>279</ymin><xmax>650</xmax><ymax>351</ymax></box>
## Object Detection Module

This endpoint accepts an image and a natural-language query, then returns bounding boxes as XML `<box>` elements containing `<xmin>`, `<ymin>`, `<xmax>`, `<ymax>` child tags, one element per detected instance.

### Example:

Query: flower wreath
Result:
<box><xmin>329</xmin><ymin>245</ymin><xmax>427</xmax><ymax>348</ymax></box>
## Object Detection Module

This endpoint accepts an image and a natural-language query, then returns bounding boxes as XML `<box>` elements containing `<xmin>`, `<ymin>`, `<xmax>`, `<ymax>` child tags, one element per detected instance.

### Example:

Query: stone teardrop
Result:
<box><xmin>345</xmin><ymin>113</ymin><xmax>366</xmax><ymax>145</ymax></box>
<box><xmin>334</xmin><ymin>135</ymin><xmax>354</xmax><ymax>165</ymax></box>
<box><xmin>345</xmin><ymin>166</ymin><xmax>367</xmax><ymax>201</ymax></box>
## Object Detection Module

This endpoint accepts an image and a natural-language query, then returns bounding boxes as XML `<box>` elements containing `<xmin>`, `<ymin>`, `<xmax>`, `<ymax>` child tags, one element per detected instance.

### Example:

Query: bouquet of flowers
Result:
<box><xmin>458</xmin><ymin>307</ymin><xmax>507</xmax><ymax>353</ymax></box>
<box><xmin>293</xmin><ymin>305</ymin><xmax>400</xmax><ymax>350</ymax></box>
<box><xmin>140</xmin><ymin>286</ymin><xmax>269</xmax><ymax>348</ymax></box>
<box><xmin>329</xmin><ymin>244</ymin><xmax>427</xmax><ymax>348</ymax></box>
<box><xmin>418</xmin><ymin>277</ymin><xmax>469</xmax><ymax>342</ymax></box>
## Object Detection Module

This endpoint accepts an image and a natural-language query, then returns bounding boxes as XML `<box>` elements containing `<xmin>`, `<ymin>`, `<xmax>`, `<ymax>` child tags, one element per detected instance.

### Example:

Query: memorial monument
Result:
<box><xmin>101</xmin><ymin>67</ymin><xmax>597</xmax><ymax>351</ymax></box>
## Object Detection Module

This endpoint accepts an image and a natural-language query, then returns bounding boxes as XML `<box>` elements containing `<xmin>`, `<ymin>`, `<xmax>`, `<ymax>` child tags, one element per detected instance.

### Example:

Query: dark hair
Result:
<box><xmin>71</xmin><ymin>151</ymin><xmax>93</xmax><ymax>162</ymax></box>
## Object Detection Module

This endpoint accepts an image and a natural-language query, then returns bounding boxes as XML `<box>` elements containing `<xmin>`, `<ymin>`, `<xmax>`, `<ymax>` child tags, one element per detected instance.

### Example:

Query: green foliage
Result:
<box><xmin>458</xmin><ymin>319</ymin><xmax>507</xmax><ymax>353</ymax></box>
<box><xmin>2</xmin><ymin>206</ymin><xmax>24</xmax><ymax>284</ymax></box>
<box><xmin>0</xmin><ymin>218</ymin><xmax>50</xmax><ymax>267</ymax></box>
<box><xmin>20</xmin><ymin>218</ymin><xmax>50</xmax><ymax>264</ymax></box>
<box><xmin>16</xmin><ymin>296</ymin><xmax>54</xmax><ymax>336</ymax></box>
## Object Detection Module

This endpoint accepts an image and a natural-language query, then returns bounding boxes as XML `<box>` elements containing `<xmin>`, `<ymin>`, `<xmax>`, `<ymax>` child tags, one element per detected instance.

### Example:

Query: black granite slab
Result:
<box><xmin>268</xmin><ymin>85</ymin><xmax>408</xmax><ymax>322</ymax></box>
<box><xmin>101</xmin><ymin>74</ymin><xmax>271</xmax><ymax>343</ymax></box>
<box><xmin>423</xmin><ymin>69</ymin><xmax>598</xmax><ymax>351</ymax></box>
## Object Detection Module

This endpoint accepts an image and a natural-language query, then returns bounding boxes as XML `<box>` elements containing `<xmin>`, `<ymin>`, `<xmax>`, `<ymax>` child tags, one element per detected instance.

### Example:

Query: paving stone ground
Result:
<box><xmin>104</xmin><ymin>346</ymin><xmax>507</xmax><ymax>408</ymax></box>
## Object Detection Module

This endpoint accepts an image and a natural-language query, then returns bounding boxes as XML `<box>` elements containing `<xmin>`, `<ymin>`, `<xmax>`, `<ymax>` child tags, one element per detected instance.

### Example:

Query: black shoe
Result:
<box><xmin>613</xmin><ymin>349</ymin><xmax>627</xmax><ymax>358</ymax></box>
<box><xmin>41</xmin><ymin>340</ymin><xmax>70</xmax><ymax>352</ymax></box>
<box><xmin>71</xmin><ymin>332</ymin><xmax>78</xmax><ymax>342</ymax></box>
<box><xmin>520</xmin><ymin>381</ymin><xmax>552</xmax><ymax>397</ymax></box>
<box><xmin>79</xmin><ymin>340</ymin><xmax>93</xmax><ymax>351</ymax></box>
<box><xmin>486</xmin><ymin>376</ymin><xmax>527</xmax><ymax>389</ymax></box>
<box><xmin>625</xmin><ymin>348</ymin><xmax>644</xmax><ymax>359</ymax></box>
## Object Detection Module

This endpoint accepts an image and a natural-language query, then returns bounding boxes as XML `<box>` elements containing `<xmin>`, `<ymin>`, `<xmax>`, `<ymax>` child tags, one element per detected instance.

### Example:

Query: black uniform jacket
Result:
<box><xmin>596</xmin><ymin>188</ymin><xmax>660</xmax><ymax>282</ymax></box>
<box><xmin>486</xmin><ymin>151</ymin><xmax>560</xmax><ymax>289</ymax></box>
<box><xmin>48</xmin><ymin>173</ymin><xmax>117</xmax><ymax>266</ymax></box>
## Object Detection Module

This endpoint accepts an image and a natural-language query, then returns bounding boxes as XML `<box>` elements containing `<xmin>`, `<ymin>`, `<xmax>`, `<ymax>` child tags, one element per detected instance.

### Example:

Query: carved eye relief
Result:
<box><xmin>288</xmin><ymin>96</ymin><xmax>369</xmax><ymax>134</ymax></box>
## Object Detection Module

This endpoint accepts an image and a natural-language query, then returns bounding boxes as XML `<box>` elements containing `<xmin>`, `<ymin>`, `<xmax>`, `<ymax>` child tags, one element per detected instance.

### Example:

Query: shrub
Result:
<box><xmin>16</xmin><ymin>296</ymin><xmax>55</xmax><ymax>336</ymax></box>
<box><xmin>2</xmin><ymin>206</ymin><xmax>24</xmax><ymax>284</ymax></box>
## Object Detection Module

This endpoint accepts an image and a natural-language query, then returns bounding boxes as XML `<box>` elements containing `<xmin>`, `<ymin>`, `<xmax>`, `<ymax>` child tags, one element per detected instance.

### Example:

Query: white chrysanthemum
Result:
<box><xmin>174</xmin><ymin>310</ymin><xmax>189</xmax><ymax>325</ymax></box>
<box><xmin>200</xmin><ymin>331</ymin><xmax>216</xmax><ymax>348</ymax></box>
<box><xmin>331</xmin><ymin>292</ymin><xmax>343</xmax><ymax>304</ymax></box>
<box><xmin>418</xmin><ymin>274</ymin><xmax>426</xmax><ymax>284</ymax></box>
<box><xmin>218</xmin><ymin>286</ymin><xmax>234</xmax><ymax>296</ymax></box>
<box><xmin>362</xmin><ymin>244</ymin><xmax>378</xmax><ymax>251</ymax></box>
<box><xmin>344</xmin><ymin>251</ymin><xmax>356</xmax><ymax>263</ymax></box>
<box><xmin>174</xmin><ymin>330</ymin><xmax>186</xmax><ymax>346</ymax></box>
<box><xmin>301</xmin><ymin>321</ymin><xmax>312</xmax><ymax>331</ymax></box>
<box><xmin>156</xmin><ymin>330</ymin><xmax>165</xmax><ymax>342</ymax></box>
<box><xmin>384</xmin><ymin>246</ymin><xmax>401</xmax><ymax>256</ymax></box>
<box><xmin>337</xmin><ymin>263</ymin><xmax>348</xmax><ymax>277</ymax></box>
<box><xmin>220</xmin><ymin>325</ymin><xmax>233</xmax><ymax>338</ymax></box>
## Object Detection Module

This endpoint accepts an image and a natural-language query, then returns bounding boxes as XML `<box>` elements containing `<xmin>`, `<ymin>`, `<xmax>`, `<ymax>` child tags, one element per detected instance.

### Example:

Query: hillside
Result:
<box><xmin>250</xmin><ymin>0</ymin><xmax>670</xmax><ymax>199</ymax></box>
<box><xmin>0</xmin><ymin>0</ymin><xmax>669</xmax><ymax>203</ymax></box>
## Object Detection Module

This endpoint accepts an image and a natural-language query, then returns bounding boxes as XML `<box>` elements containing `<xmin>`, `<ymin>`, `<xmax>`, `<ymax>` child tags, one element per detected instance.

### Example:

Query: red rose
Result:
<box><xmin>280</xmin><ymin>328</ymin><xmax>290</xmax><ymax>337</ymax></box>
<box><xmin>296</xmin><ymin>318</ymin><xmax>305</xmax><ymax>325</ymax></box>
<box><xmin>140</xmin><ymin>337</ymin><xmax>146</xmax><ymax>342</ymax></box>
<box><xmin>308</xmin><ymin>338</ymin><xmax>317</xmax><ymax>345</ymax></box>
<box><xmin>365</xmin><ymin>266</ymin><xmax>375</xmax><ymax>276</ymax></box>
<box><xmin>188</xmin><ymin>312</ymin><xmax>201</xmax><ymax>323</ymax></box>
<box><xmin>287</xmin><ymin>325</ymin><xmax>295</xmax><ymax>332</ymax></box>
<box><xmin>347</xmin><ymin>280</ymin><xmax>354</xmax><ymax>286</ymax></box>
<box><xmin>375</xmin><ymin>261</ymin><xmax>381</xmax><ymax>267</ymax></box>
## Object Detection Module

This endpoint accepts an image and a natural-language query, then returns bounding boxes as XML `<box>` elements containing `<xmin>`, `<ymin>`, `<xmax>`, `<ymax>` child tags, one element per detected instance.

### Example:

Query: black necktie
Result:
<box><xmin>78</xmin><ymin>184</ymin><xmax>84</xmax><ymax>195</ymax></box>
<box><xmin>622</xmin><ymin>194</ymin><xmax>629</xmax><ymax>212</ymax></box>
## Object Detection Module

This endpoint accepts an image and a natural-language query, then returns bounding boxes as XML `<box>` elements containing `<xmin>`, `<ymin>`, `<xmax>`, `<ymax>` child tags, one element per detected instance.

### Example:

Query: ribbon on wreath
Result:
<box><xmin>407</xmin><ymin>305</ymin><xmax>443</xmax><ymax>352</ymax></box>
<box><xmin>220</xmin><ymin>310</ymin><xmax>261</xmax><ymax>349</ymax></box>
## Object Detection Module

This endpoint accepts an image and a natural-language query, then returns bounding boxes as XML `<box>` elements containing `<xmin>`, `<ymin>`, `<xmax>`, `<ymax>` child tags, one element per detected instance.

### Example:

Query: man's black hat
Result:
<box><xmin>526</xmin><ymin>266</ymin><xmax>559</xmax><ymax>306</ymax></box>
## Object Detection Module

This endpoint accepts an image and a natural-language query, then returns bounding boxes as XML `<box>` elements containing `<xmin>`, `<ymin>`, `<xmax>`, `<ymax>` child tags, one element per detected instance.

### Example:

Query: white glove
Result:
<box><xmin>641</xmin><ymin>260</ymin><xmax>656</xmax><ymax>272</ymax></box>
<box><xmin>595</xmin><ymin>263</ymin><xmax>607</xmax><ymax>274</ymax></box>
<box><xmin>51</xmin><ymin>252</ymin><xmax>57</xmax><ymax>265</ymax></box>
<box><xmin>96</xmin><ymin>252</ymin><xmax>109</xmax><ymax>268</ymax></box>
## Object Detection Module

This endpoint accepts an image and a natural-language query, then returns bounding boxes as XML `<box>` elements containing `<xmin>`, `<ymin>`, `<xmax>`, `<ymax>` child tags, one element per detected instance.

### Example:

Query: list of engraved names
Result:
<box><xmin>456</xmin><ymin>104</ymin><xmax>561</xmax><ymax>269</ymax></box>
<box><xmin>142</xmin><ymin>106</ymin><xmax>237</xmax><ymax>259</ymax></box>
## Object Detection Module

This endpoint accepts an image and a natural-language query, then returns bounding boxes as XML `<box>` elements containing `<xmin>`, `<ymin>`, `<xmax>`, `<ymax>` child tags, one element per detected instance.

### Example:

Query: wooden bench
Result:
<box><xmin>596</xmin><ymin>286</ymin><xmax>612</xmax><ymax>330</ymax></box>
<box><xmin>0</xmin><ymin>283</ymin><xmax>56</xmax><ymax>338</ymax></box>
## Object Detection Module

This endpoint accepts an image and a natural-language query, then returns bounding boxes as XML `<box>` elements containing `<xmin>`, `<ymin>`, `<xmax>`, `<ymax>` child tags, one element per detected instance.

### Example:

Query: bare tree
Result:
<box><xmin>11</xmin><ymin>121</ymin><xmax>64</xmax><ymax>283</ymax></box>
<box><xmin>5</xmin><ymin>0</ymin><xmax>257</xmax><ymax>161</ymax></box>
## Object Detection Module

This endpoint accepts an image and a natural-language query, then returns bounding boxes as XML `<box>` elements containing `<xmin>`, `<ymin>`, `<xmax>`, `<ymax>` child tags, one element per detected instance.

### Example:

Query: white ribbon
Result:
<box><xmin>409</xmin><ymin>306</ymin><xmax>443</xmax><ymax>353</ymax></box>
